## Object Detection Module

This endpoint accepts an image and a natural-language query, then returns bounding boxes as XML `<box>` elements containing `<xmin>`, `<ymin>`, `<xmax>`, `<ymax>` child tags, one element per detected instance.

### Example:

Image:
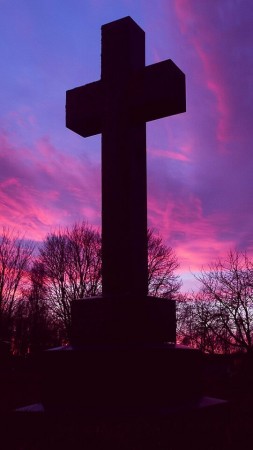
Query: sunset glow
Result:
<box><xmin>1</xmin><ymin>0</ymin><xmax>253</xmax><ymax>290</ymax></box>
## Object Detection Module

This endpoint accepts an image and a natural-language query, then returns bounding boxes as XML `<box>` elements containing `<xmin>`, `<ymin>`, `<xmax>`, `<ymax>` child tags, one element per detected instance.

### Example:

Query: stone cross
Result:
<box><xmin>66</xmin><ymin>16</ymin><xmax>185</xmax><ymax>300</ymax></box>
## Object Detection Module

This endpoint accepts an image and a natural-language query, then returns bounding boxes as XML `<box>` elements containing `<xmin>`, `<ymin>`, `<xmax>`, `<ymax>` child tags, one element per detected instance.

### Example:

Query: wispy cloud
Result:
<box><xmin>0</xmin><ymin>130</ymin><xmax>101</xmax><ymax>240</ymax></box>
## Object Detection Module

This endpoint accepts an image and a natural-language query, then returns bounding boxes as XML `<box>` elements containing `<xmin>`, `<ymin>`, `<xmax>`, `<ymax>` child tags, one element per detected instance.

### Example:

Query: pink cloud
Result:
<box><xmin>148</xmin><ymin>190</ymin><xmax>235</xmax><ymax>283</ymax></box>
<box><xmin>149</xmin><ymin>147</ymin><xmax>190</xmax><ymax>162</ymax></box>
<box><xmin>173</xmin><ymin>0</ymin><xmax>232</xmax><ymax>146</ymax></box>
<box><xmin>192</xmin><ymin>41</ymin><xmax>231</xmax><ymax>145</ymax></box>
<box><xmin>0</xmin><ymin>131</ymin><xmax>101</xmax><ymax>241</ymax></box>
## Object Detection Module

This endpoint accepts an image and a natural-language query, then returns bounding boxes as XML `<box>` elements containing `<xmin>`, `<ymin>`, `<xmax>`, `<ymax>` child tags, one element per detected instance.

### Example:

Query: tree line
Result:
<box><xmin>0</xmin><ymin>223</ymin><xmax>181</xmax><ymax>355</ymax></box>
<box><xmin>1</xmin><ymin>223</ymin><xmax>253</xmax><ymax>356</ymax></box>
<box><xmin>177</xmin><ymin>251</ymin><xmax>253</xmax><ymax>354</ymax></box>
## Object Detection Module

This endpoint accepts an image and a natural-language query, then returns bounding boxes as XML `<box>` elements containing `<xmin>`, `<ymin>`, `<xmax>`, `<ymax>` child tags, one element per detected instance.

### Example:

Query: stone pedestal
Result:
<box><xmin>41</xmin><ymin>343</ymin><xmax>203</xmax><ymax>413</ymax></box>
<box><xmin>40</xmin><ymin>296</ymin><xmax>203</xmax><ymax>413</ymax></box>
<box><xmin>71</xmin><ymin>295</ymin><xmax>176</xmax><ymax>345</ymax></box>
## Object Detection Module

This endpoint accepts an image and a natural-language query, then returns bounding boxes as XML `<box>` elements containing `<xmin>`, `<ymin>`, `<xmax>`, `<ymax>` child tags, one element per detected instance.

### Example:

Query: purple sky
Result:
<box><xmin>1</xmin><ymin>0</ymin><xmax>253</xmax><ymax>290</ymax></box>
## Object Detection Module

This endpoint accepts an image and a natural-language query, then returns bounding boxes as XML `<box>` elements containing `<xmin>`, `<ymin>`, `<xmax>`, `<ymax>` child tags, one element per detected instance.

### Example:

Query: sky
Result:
<box><xmin>0</xmin><ymin>0</ymin><xmax>253</xmax><ymax>291</ymax></box>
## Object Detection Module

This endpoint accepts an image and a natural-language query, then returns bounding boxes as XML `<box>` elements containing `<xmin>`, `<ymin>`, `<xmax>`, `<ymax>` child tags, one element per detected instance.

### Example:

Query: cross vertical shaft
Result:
<box><xmin>101</xmin><ymin>19</ymin><xmax>148</xmax><ymax>297</ymax></box>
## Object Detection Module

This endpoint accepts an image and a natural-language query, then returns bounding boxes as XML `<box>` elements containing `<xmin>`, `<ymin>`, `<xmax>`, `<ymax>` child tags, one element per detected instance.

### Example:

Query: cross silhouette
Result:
<box><xmin>66</xmin><ymin>16</ymin><xmax>185</xmax><ymax>299</ymax></box>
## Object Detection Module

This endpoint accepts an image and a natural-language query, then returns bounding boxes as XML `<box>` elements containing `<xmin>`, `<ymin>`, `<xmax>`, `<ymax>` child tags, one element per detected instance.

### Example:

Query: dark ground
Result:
<box><xmin>0</xmin><ymin>352</ymin><xmax>252</xmax><ymax>449</ymax></box>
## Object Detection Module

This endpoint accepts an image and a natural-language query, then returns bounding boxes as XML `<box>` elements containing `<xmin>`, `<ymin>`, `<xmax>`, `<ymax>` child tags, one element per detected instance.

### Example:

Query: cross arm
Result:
<box><xmin>66</xmin><ymin>80</ymin><xmax>103</xmax><ymax>138</ymax></box>
<box><xmin>130</xmin><ymin>59</ymin><xmax>186</xmax><ymax>123</ymax></box>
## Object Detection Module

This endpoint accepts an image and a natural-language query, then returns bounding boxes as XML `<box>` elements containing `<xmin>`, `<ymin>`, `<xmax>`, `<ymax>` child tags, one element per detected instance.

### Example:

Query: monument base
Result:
<box><xmin>38</xmin><ymin>295</ymin><xmax>202</xmax><ymax>411</ymax></box>
<box><xmin>40</xmin><ymin>343</ymin><xmax>203</xmax><ymax>412</ymax></box>
<box><xmin>40</xmin><ymin>296</ymin><xmax>202</xmax><ymax>411</ymax></box>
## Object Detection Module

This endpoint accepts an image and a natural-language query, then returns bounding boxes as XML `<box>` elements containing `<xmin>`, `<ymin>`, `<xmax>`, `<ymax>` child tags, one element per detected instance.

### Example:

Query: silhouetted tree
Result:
<box><xmin>148</xmin><ymin>229</ymin><xmax>182</xmax><ymax>298</ymax></box>
<box><xmin>39</xmin><ymin>222</ymin><xmax>102</xmax><ymax>338</ymax></box>
<box><xmin>177</xmin><ymin>293</ymin><xmax>229</xmax><ymax>353</ymax></box>
<box><xmin>196</xmin><ymin>250</ymin><xmax>253</xmax><ymax>353</ymax></box>
<box><xmin>178</xmin><ymin>251</ymin><xmax>253</xmax><ymax>354</ymax></box>
<box><xmin>13</xmin><ymin>261</ymin><xmax>60</xmax><ymax>355</ymax></box>
<box><xmin>176</xmin><ymin>294</ymin><xmax>195</xmax><ymax>346</ymax></box>
<box><xmin>0</xmin><ymin>228</ymin><xmax>34</xmax><ymax>344</ymax></box>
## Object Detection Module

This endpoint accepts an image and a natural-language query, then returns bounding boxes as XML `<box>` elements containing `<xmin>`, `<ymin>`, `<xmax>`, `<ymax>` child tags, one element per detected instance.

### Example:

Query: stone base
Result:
<box><xmin>71</xmin><ymin>295</ymin><xmax>176</xmax><ymax>345</ymax></box>
<box><xmin>41</xmin><ymin>343</ymin><xmax>203</xmax><ymax>412</ymax></box>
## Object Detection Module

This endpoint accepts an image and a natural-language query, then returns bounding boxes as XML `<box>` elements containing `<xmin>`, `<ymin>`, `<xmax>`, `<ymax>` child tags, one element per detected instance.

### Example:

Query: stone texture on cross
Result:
<box><xmin>66</xmin><ymin>16</ymin><xmax>185</xmax><ymax>300</ymax></box>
